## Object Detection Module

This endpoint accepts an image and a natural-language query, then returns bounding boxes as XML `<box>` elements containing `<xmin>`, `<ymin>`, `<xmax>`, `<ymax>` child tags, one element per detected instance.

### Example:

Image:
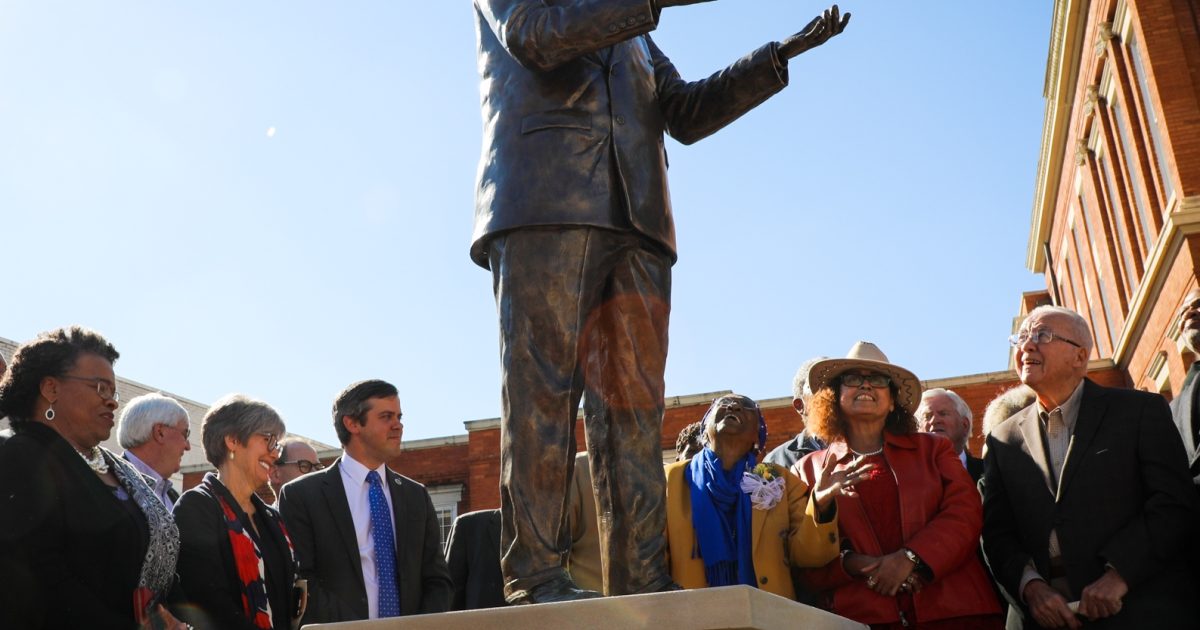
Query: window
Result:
<box><xmin>426</xmin><ymin>484</ymin><xmax>465</xmax><ymax>551</ymax></box>
<box><xmin>1074</xmin><ymin>202</ymin><xmax>1117</xmax><ymax>353</ymax></box>
<box><xmin>1127</xmin><ymin>31</ymin><xmax>1173</xmax><ymax>197</ymax></box>
<box><xmin>1111</xmin><ymin>98</ymin><xmax>1155</xmax><ymax>252</ymax></box>
<box><xmin>1097</xmin><ymin>152</ymin><xmax>1139</xmax><ymax>289</ymax></box>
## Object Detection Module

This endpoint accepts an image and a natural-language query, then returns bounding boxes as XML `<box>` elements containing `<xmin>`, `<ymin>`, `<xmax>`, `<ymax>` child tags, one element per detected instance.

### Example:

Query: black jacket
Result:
<box><xmin>445</xmin><ymin>509</ymin><xmax>505</xmax><ymax>610</ymax></box>
<box><xmin>982</xmin><ymin>380</ymin><xmax>1200</xmax><ymax>628</ymax></box>
<box><xmin>0</xmin><ymin>422</ymin><xmax>151</xmax><ymax>628</ymax></box>
<box><xmin>277</xmin><ymin>459</ymin><xmax>452</xmax><ymax>624</ymax></box>
<box><xmin>173</xmin><ymin>475</ymin><xmax>297</xmax><ymax>630</ymax></box>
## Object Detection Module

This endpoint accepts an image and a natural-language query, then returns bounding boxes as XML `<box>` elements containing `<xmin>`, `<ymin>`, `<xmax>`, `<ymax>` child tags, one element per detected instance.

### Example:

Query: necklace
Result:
<box><xmin>849</xmin><ymin>445</ymin><xmax>884</xmax><ymax>457</ymax></box>
<box><xmin>78</xmin><ymin>446</ymin><xmax>110</xmax><ymax>474</ymax></box>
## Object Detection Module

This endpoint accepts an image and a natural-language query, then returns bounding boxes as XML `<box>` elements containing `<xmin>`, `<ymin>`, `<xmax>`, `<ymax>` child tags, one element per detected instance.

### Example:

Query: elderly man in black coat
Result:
<box><xmin>471</xmin><ymin>0</ymin><xmax>850</xmax><ymax>605</ymax></box>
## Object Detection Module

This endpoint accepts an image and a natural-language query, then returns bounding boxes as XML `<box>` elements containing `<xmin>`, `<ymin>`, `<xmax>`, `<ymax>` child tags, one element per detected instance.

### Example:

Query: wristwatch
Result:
<box><xmin>902</xmin><ymin>548</ymin><xmax>922</xmax><ymax>567</ymax></box>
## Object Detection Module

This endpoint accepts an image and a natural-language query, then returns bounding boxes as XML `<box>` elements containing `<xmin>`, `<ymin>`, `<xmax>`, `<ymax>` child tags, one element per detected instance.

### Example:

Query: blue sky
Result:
<box><xmin>0</xmin><ymin>2</ymin><xmax>1052</xmax><ymax>446</ymax></box>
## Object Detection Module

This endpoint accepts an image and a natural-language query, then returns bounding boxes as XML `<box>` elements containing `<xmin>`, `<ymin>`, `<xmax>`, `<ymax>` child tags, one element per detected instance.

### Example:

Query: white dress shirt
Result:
<box><xmin>339</xmin><ymin>452</ymin><xmax>398</xmax><ymax>620</ymax></box>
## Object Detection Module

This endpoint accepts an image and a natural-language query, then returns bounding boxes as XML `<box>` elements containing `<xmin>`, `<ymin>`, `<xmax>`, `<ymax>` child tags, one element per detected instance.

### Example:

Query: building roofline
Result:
<box><xmin>1028</xmin><ymin>0</ymin><xmax>1088</xmax><ymax>271</ymax></box>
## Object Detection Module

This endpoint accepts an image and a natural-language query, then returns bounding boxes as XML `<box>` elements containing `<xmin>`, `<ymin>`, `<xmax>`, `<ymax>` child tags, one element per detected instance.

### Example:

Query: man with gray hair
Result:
<box><xmin>1169</xmin><ymin>287</ymin><xmax>1200</xmax><ymax>490</ymax></box>
<box><xmin>762</xmin><ymin>356</ymin><xmax>828</xmax><ymax>469</ymax></box>
<box><xmin>917</xmin><ymin>388</ymin><xmax>983</xmax><ymax>482</ymax></box>
<box><xmin>117</xmin><ymin>392</ymin><xmax>191</xmax><ymax>507</ymax></box>
<box><xmin>982</xmin><ymin>305</ymin><xmax>1197</xmax><ymax>628</ymax></box>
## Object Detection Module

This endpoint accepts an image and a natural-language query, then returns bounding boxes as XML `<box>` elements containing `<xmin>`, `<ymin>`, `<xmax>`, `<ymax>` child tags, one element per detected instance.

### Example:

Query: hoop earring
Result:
<box><xmin>44</xmin><ymin>406</ymin><xmax>55</xmax><ymax>421</ymax></box>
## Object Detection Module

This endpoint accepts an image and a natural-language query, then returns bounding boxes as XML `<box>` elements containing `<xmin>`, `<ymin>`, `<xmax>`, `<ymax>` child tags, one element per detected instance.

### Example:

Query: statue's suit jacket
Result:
<box><xmin>277</xmin><ymin>459</ymin><xmax>453</xmax><ymax>625</ymax></box>
<box><xmin>981</xmin><ymin>379</ymin><xmax>1198</xmax><ymax>628</ymax></box>
<box><xmin>471</xmin><ymin>0</ymin><xmax>791</xmax><ymax>268</ymax></box>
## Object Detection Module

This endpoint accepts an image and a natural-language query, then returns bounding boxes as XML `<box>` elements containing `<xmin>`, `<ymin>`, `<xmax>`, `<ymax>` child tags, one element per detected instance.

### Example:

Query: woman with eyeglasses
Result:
<box><xmin>0</xmin><ymin>326</ymin><xmax>187</xmax><ymax>629</ymax></box>
<box><xmin>793</xmin><ymin>342</ymin><xmax>1003</xmax><ymax>629</ymax></box>
<box><xmin>173</xmin><ymin>394</ymin><xmax>300</xmax><ymax>630</ymax></box>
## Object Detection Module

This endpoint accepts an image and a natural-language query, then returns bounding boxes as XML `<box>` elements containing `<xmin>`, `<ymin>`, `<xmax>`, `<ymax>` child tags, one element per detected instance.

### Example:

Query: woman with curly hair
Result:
<box><xmin>0</xmin><ymin>326</ymin><xmax>186</xmax><ymax>629</ymax></box>
<box><xmin>794</xmin><ymin>342</ymin><xmax>1002</xmax><ymax>629</ymax></box>
<box><xmin>663</xmin><ymin>393</ymin><xmax>871</xmax><ymax>599</ymax></box>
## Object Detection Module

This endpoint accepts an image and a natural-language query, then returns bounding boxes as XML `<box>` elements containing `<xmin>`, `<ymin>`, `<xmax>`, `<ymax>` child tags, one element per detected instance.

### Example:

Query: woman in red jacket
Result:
<box><xmin>794</xmin><ymin>342</ymin><xmax>1002</xmax><ymax>629</ymax></box>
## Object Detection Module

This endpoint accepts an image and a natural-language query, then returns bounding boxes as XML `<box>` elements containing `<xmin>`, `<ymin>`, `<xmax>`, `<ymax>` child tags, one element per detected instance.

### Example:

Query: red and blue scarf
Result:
<box><xmin>201</xmin><ymin>473</ymin><xmax>294</xmax><ymax>630</ymax></box>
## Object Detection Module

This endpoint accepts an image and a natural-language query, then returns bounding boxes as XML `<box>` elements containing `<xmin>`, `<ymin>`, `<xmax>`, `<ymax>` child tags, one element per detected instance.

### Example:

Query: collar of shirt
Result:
<box><xmin>123</xmin><ymin>448</ymin><xmax>165</xmax><ymax>484</ymax></box>
<box><xmin>338</xmin><ymin>451</ymin><xmax>389</xmax><ymax>488</ymax></box>
<box><xmin>958</xmin><ymin>449</ymin><xmax>968</xmax><ymax>469</ymax></box>
<box><xmin>1036</xmin><ymin>379</ymin><xmax>1086</xmax><ymax>434</ymax></box>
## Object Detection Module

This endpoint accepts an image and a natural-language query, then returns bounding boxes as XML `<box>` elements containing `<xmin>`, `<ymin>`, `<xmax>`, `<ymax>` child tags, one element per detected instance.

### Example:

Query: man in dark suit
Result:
<box><xmin>1169</xmin><ymin>287</ymin><xmax>1200</xmax><ymax>491</ymax></box>
<box><xmin>471</xmin><ymin>0</ymin><xmax>850</xmax><ymax>604</ymax></box>
<box><xmin>278</xmin><ymin>380</ymin><xmax>452</xmax><ymax>624</ymax></box>
<box><xmin>445</xmin><ymin>509</ymin><xmax>505</xmax><ymax>610</ymax></box>
<box><xmin>918</xmin><ymin>388</ymin><xmax>984</xmax><ymax>482</ymax></box>
<box><xmin>982</xmin><ymin>306</ymin><xmax>1198</xmax><ymax>629</ymax></box>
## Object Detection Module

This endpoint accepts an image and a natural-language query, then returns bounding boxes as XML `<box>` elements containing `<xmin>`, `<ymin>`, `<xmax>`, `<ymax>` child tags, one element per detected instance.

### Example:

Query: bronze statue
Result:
<box><xmin>470</xmin><ymin>0</ymin><xmax>850</xmax><ymax>605</ymax></box>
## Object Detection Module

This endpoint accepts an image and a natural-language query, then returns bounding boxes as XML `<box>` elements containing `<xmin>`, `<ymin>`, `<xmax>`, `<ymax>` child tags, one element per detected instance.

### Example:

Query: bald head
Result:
<box><xmin>270</xmin><ymin>439</ymin><xmax>321</xmax><ymax>494</ymax></box>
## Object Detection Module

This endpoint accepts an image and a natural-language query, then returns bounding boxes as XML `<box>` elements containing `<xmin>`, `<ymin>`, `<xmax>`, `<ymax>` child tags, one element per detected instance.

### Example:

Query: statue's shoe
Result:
<box><xmin>507</xmin><ymin>576</ymin><xmax>602</xmax><ymax>605</ymax></box>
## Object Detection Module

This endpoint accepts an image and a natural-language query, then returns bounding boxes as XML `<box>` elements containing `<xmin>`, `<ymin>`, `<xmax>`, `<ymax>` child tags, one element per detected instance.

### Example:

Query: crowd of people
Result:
<box><xmin>2</xmin><ymin>300</ymin><xmax>1199</xmax><ymax>629</ymax></box>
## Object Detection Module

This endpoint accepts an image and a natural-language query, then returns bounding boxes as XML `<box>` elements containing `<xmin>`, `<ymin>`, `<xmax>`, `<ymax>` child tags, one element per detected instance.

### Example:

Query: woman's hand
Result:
<box><xmin>842</xmin><ymin>552</ymin><xmax>880</xmax><ymax>577</ymax></box>
<box><xmin>143</xmin><ymin>604</ymin><xmax>190</xmax><ymax>630</ymax></box>
<box><xmin>812</xmin><ymin>452</ymin><xmax>875</xmax><ymax>512</ymax></box>
<box><xmin>864</xmin><ymin>551</ymin><xmax>916</xmax><ymax>597</ymax></box>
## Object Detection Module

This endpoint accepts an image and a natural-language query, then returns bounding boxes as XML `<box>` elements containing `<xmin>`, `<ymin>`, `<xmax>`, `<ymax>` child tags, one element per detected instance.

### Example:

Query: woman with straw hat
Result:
<box><xmin>795</xmin><ymin>342</ymin><xmax>1002</xmax><ymax>629</ymax></box>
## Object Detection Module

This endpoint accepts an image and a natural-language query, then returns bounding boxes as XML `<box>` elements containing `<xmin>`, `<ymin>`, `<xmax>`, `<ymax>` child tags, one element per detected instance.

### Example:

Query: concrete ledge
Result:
<box><xmin>304</xmin><ymin>585</ymin><xmax>866</xmax><ymax>630</ymax></box>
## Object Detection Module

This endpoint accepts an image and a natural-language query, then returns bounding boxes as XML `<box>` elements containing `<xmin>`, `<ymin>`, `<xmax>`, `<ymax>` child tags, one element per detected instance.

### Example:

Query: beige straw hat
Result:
<box><xmin>806</xmin><ymin>341</ymin><xmax>922</xmax><ymax>413</ymax></box>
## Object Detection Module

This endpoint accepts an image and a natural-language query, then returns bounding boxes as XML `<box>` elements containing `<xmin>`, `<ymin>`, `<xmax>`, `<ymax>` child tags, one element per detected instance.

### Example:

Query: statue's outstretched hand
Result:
<box><xmin>779</xmin><ymin>4</ymin><xmax>851</xmax><ymax>59</ymax></box>
<box><xmin>657</xmin><ymin>0</ymin><xmax>718</xmax><ymax>8</ymax></box>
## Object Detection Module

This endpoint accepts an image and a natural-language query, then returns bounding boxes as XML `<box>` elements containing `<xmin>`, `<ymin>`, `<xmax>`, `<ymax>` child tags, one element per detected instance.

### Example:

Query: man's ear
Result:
<box><xmin>341</xmin><ymin>415</ymin><xmax>361</xmax><ymax>438</ymax></box>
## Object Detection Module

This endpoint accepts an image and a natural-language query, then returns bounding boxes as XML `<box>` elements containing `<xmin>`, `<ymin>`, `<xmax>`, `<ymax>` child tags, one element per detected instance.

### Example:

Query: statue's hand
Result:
<box><xmin>657</xmin><ymin>0</ymin><xmax>718</xmax><ymax>8</ymax></box>
<box><xmin>779</xmin><ymin>4</ymin><xmax>851</xmax><ymax>60</ymax></box>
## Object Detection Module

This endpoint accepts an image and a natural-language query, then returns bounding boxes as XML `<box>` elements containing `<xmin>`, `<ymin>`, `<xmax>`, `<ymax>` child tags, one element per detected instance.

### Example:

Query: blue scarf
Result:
<box><xmin>686</xmin><ymin>448</ymin><xmax>757</xmax><ymax>588</ymax></box>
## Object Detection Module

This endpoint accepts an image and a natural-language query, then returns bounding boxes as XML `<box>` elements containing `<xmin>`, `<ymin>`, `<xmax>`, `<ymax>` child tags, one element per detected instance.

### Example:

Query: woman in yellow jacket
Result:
<box><xmin>665</xmin><ymin>394</ymin><xmax>873</xmax><ymax>599</ymax></box>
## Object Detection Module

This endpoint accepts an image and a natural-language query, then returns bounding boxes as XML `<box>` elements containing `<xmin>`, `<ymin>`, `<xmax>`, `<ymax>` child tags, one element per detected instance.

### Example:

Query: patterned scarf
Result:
<box><xmin>105</xmin><ymin>449</ymin><xmax>180</xmax><ymax>625</ymax></box>
<box><xmin>199</xmin><ymin>473</ymin><xmax>295</xmax><ymax>630</ymax></box>
<box><xmin>686</xmin><ymin>448</ymin><xmax>757</xmax><ymax>588</ymax></box>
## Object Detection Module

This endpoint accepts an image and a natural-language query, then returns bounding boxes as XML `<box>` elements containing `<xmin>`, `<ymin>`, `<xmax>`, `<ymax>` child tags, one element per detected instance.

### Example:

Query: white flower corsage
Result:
<box><xmin>741</xmin><ymin>463</ymin><xmax>786</xmax><ymax>510</ymax></box>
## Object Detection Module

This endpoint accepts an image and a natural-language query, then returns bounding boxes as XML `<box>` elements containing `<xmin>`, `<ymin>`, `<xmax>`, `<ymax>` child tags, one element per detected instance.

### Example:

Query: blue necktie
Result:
<box><xmin>367</xmin><ymin>470</ymin><xmax>400</xmax><ymax>617</ymax></box>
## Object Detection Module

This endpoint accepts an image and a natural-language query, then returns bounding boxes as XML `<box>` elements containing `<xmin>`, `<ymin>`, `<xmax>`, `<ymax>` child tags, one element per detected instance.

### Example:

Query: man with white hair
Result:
<box><xmin>917</xmin><ymin>388</ymin><xmax>983</xmax><ymax>482</ymax></box>
<box><xmin>982</xmin><ymin>306</ymin><xmax>1197</xmax><ymax>628</ymax></box>
<box><xmin>762</xmin><ymin>356</ymin><xmax>828</xmax><ymax>469</ymax></box>
<box><xmin>117</xmin><ymin>392</ymin><xmax>191</xmax><ymax>507</ymax></box>
<box><xmin>1169</xmin><ymin>287</ymin><xmax>1200</xmax><ymax>490</ymax></box>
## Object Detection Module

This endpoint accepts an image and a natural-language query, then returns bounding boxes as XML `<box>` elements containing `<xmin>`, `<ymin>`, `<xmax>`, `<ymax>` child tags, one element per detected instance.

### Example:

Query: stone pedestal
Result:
<box><xmin>304</xmin><ymin>585</ymin><xmax>866</xmax><ymax>630</ymax></box>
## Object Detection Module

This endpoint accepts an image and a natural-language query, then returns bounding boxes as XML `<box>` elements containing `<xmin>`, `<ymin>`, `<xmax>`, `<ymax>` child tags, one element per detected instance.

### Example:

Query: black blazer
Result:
<box><xmin>0</xmin><ymin>422</ymin><xmax>150</xmax><ymax>628</ymax></box>
<box><xmin>965</xmin><ymin>453</ymin><xmax>984</xmax><ymax>484</ymax></box>
<box><xmin>277</xmin><ymin>459</ymin><xmax>453</xmax><ymax>624</ymax></box>
<box><xmin>445</xmin><ymin>509</ymin><xmax>505</xmax><ymax>610</ymax></box>
<box><xmin>173</xmin><ymin>476</ymin><xmax>297</xmax><ymax>630</ymax></box>
<box><xmin>982</xmin><ymin>379</ymin><xmax>1199</xmax><ymax>628</ymax></box>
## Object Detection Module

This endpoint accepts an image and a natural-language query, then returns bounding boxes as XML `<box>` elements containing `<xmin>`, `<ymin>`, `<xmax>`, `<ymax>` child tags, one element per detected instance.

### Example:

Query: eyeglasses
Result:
<box><xmin>161</xmin><ymin>423</ymin><xmax>191</xmax><ymax>441</ymax></box>
<box><xmin>59</xmin><ymin>375</ymin><xmax>120</xmax><ymax>402</ymax></box>
<box><xmin>257</xmin><ymin>432</ymin><xmax>280</xmax><ymax>453</ymax></box>
<box><xmin>1008</xmin><ymin>329</ymin><xmax>1082</xmax><ymax>348</ymax></box>
<box><xmin>275</xmin><ymin>458</ymin><xmax>325</xmax><ymax>473</ymax></box>
<box><xmin>840</xmin><ymin>373</ymin><xmax>891</xmax><ymax>388</ymax></box>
